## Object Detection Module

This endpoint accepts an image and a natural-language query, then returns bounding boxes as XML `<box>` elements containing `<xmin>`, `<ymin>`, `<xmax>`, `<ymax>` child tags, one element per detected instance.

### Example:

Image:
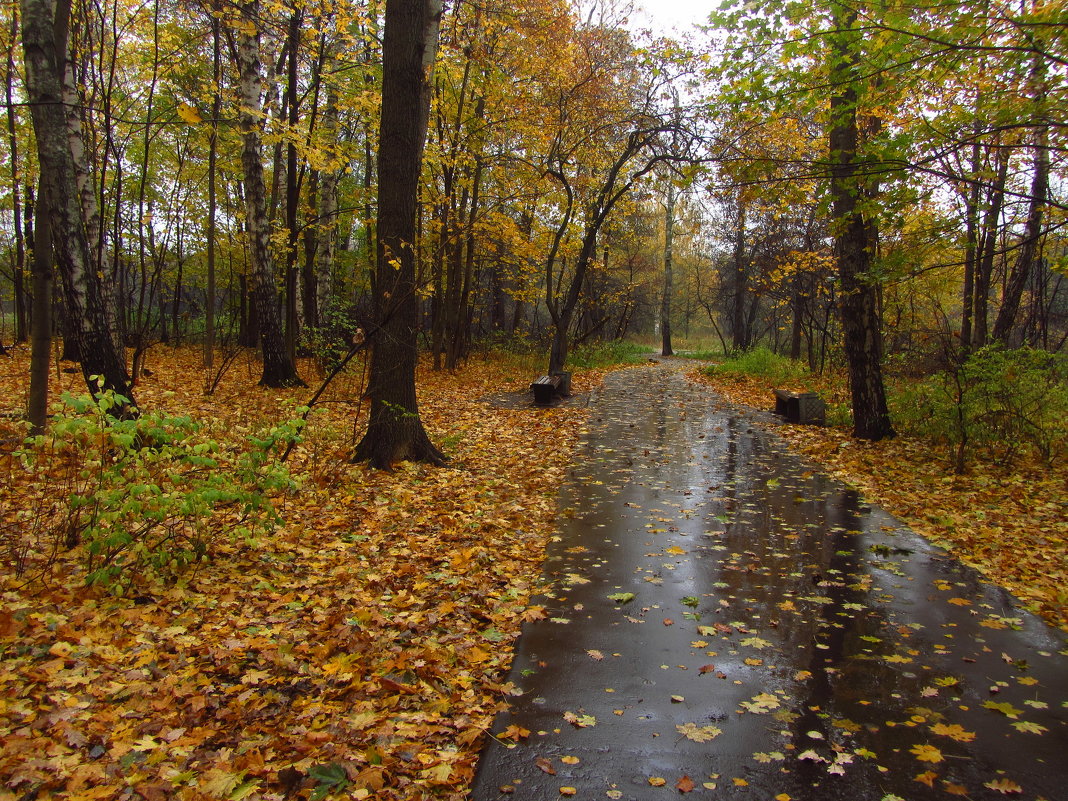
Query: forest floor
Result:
<box><xmin>0</xmin><ymin>344</ymin><xmax>597</xmax><ymax>801</ymax></box>
<box><xmin>690</xmin><ymin>367</ymin><xmax>1068</xmax><ymax>633</ymax></box>
<box><xmin>0</xmin><ymin>346</ymin><xmax>1063</xmax><ymax>801</ymax></box>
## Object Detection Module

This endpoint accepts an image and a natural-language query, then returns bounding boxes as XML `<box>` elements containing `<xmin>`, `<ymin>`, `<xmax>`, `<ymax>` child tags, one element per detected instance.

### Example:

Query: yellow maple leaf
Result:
<box><xmin>648</xmin><ymin>777</ymin><xmax>667</xmax><ymax>787</ymax></box>
<box><xmin>176</xmin><ymin>102</ymin><xmax>202</xmax><ymax>124</ymax></box>
<box><xmin>909</xmin><ymin>744</ymin><xmax>944</xmax><ymax>763</ymax></box>
<box><xmin>929</xmin><ymin>723</ymin><xmax>976</xmax><ymax>742</ymax></box>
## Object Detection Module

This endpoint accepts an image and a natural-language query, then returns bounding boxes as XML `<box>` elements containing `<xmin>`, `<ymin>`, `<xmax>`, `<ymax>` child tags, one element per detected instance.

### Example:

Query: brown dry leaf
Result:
<box><xmin>984</xmin><ymin>778</ymin><xmax>1024</xmax><ymax>794</ymax></box>
<box><xmin>676</xmin><ymin>775</ymin><xmax>696</xmax><ymax>793</ymax></box>
<box><xmin>536</xmin><ymin>757</ymin><xmax>556</xmax><ymax>775</ymax></box>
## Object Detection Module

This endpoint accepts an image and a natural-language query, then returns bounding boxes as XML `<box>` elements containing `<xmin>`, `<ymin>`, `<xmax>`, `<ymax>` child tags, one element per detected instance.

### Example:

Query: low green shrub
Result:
<box><xmin>4</xmin><ymin>383</ymin><xmax>302</xmax><ymax>589</ymax></box>
<box><xmin>568</xmin><ymin>340</ymin><xmax>650</xmax><ymax>369</ymax></box>
<box><xmin>704</xmin><ymin>346</ymin><xmax>811</xmax><ymax>385</ymax></box>
<box><xmin>304</xmin><ymin>305</ymin><xmax>364</xmax><ymax>371</ymax></box>
<box><xmin>893</xmin><ymin>345</ymin><xmax>1068</xmax><ymax>470</ymax></box>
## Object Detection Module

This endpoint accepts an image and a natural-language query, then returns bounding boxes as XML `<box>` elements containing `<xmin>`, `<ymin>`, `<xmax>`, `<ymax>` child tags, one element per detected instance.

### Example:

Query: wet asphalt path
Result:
<box><xmin>470</xmin><ymin>360</ymin><xmax>1068</xmax><ymax>801</ymax></box>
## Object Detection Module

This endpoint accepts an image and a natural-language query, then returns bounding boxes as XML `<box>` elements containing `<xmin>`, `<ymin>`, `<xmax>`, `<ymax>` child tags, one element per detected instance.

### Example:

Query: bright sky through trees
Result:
<box><xmin>636</xmin><ymin>0</ymin><xmax>715</xmax><ymax>33</ymax></box>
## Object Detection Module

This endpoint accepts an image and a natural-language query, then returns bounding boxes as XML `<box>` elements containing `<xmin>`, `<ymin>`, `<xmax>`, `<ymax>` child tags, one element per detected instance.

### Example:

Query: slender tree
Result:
<box><xmin>233</xmin><ymin>0</ymin><xmax>304</xmax><ymax>388</ymax></box>
<box><xmin>353</xmin><ymin>0</ymin><xmax>445</xmax><ymax>468</ymax></box>
<box><xmin>660</xmin><ymin>172</ymin><xmax>676</xmax><ymax>356</ymax></box>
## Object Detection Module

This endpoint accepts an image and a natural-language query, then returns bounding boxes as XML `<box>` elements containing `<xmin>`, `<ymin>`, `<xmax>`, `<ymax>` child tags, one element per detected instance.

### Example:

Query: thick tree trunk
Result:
<box><xmin>353</xmin><ymin>0</ymin><xmax>444</xmax><ymax>469</ymax></box>
<box><xmin>20</xmin><ymin>0</ymin><xmax>134</xmax><ymax>408</ymax></box>
<box><xmin>235</xmin><ymin>0</ymin><xmax>303</xmax><ymax>388</ymax></box>
<box><xmin>828</xmin><ymin>6</ymin><xmax>893</xmax><ymax>441</ymax></box>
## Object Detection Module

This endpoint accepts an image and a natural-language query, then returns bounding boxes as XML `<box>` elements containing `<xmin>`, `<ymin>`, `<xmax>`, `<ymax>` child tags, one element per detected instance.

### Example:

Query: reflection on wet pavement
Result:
<box><xmin>471</xmin><ymin>361</ymin><xmax>1068</xmax><ymax>801</ymax></box>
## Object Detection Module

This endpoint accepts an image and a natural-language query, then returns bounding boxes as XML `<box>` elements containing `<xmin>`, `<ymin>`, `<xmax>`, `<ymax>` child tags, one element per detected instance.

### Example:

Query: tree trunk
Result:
<box><xmin>27</xmin><ymin>182</ymin><xmax>52</xmax><ymax>434</ymax></box>
<box><xmin>973</xmin><ymin>148</ymin><xmax>1008</xmax><ymax>348</ymax></box>
<box><xmin>283</xmin><ymin>8</ymin><xmax>302</xmax><ymax>363</ymax></box>
<box><xmin>204</xmin><ymin>16</ymin><xmax>220</xmax><ymax>369</ymax></box>
<box><xmin>20</xmin><ymin>0</ymin><xmax>134</xmax><ymax>408</ymax></box>
<box><xmin>661</xmin><ymin>176</ymin><xmax>675</xmax><ymax>357</ymax></box>
<box><xmin>730</xmin><ymin>200</ymin><xmax>748</xmax><ymax>351</ymax></box>
<box><xmin>5</xmin><ymin>20</ymin><xmax>28</xmax><ymax>343</ymax></box>
<box><xmin>828</xmin><ymin>4</ymin><xmax>893</xmax><ymax>441</ymax></box>
<box><xmin>235</xmin><ymin>0</ymin><xmax>303</xmax><ymax>388</ymax></box>
<box><xmin>353</xmin><ymin>0</ymin><xmax>444</xmax><ymax>469</ymax></box>
<box><xmin>312</xmin><ymin>84</ymin><xmax>341</xmax><ymax>327</ymax></box>
<box><xmin>992</xmin><ymin>123</ymin><xmax>1049</xmax><ymax>344</ymax></box>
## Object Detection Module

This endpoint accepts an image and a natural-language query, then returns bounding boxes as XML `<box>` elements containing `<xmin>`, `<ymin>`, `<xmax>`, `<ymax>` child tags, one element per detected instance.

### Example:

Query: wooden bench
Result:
<box><xmin>531</xmin><ymin>374</ymin><xmax>563</xmax><ymax>405</ymax></box>
<box><xmin>773</xmin><ymin>389</ymin><xmax>826</xmax><ymax>425</ymax></box>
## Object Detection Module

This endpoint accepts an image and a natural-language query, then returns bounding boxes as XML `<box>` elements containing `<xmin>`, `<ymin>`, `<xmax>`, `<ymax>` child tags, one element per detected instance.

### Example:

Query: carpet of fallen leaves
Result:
<box><xmin>692</xmin><ymin>368</ymin><xmax>1068</xmax><ymax>632</ymax></box>
<box><xmin>0</xmin><ymin>345</ymin><xmax>597</xmax><ymax>801</ymax></box>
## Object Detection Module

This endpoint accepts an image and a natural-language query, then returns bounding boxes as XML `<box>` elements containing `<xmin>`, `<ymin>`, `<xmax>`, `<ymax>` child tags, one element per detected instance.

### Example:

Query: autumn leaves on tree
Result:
<box><xmin>3</xmin><ymin>0</ymin><xmax>1065</xmax><ymax>453</ymax></box>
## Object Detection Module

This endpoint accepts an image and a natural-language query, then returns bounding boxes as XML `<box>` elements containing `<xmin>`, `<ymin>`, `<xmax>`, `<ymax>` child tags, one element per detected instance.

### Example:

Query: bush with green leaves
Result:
<box><xmin>303</xmin><ymin>304</ymin><xmax>364</xmax><ymax>371</ymax></box>
<box><xmin>5</xmin><ymin>384</ymin><xmax>303</xmax><ymax>589</ymax></box>
<box><xmin>704</xmin><ymin>346</ymin><xmax>812</xmax><ymax>385</ymax></box>
<box><xmin>894</xmin><ymin>345</ymin><xmax>1068</xmax><ymax>470</ymax></box>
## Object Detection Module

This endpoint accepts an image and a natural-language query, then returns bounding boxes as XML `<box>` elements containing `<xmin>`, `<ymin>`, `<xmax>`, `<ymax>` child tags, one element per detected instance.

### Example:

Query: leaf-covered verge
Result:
<box><xmin>690</xmin><ymin>367</ymin><xmax>1068</xmax><ymax>632</ymax></box>
<box><xmin>0</xmin><ymin>346</ymin><xmax>599</xmax><ymax>800</ymax></box>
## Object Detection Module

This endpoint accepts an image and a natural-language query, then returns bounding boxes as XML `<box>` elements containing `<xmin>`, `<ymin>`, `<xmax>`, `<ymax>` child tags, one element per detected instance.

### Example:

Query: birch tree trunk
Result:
<box><xmin>234</xmin><ymin>0</ymin><xmax>304</xmax><ymax>388</ymax></box>
<box><xmin>20</xmin><ymin>0</ymin><xmax>134</xmax><ymax>408</ymax></box>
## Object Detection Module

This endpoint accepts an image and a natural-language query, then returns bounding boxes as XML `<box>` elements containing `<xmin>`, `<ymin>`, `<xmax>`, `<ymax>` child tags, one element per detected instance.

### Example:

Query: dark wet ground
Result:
<box><xmin>471</xmin><ymin>360</ymin><xmax>1068</xmax><ymax>801</ymax></box>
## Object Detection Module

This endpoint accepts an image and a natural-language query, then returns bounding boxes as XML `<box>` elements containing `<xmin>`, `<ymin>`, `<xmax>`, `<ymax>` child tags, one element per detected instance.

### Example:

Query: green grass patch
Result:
<box><xmin>568</xmin><ymin>340</ymin><xmax>651</xmax><ymax>369</ymax></box>
<box><xmin>704</xmin><ymin>347</ymin><xmax>811</xmax><ymax>385</ymax></box>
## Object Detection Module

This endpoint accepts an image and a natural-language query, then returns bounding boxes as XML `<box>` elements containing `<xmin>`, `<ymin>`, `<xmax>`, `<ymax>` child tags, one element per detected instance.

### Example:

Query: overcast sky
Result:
<box><xmin>634</xmin><ymin>0</ymin><xmax>717</xmax><ymax>33</ymax></box>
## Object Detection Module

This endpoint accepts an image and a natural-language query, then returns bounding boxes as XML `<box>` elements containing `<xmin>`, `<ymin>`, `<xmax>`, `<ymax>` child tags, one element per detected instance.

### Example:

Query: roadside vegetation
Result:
<box><xmin>693</xmin><ymin>346</ymin><xmax>1068</xmax><ymax>631</ymax></box>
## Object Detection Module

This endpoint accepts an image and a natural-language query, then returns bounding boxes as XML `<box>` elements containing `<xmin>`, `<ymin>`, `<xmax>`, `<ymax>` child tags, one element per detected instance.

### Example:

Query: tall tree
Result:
<box><xmin>353</xmin><ymin>0</ymin><xmax>444</xmax><ymax>468</ymax></box>
<box><xmin>232</xmin><ymin>0</ymin><xmax>304</xmax><ymax>388</ymax></box>
<box><xmin>827</xmin><ymin>0</ymin><xmax>894</xmax><ymax>440</ymax></box>
<box><xmin>20</xmin><ymin>0</ymin><xmax>134</xmax><ymax>407</ymax></box>
<box><xmin>660</xmin><ymin>171</ymin><xmax>676</xmax><ymax>356</ymax></box>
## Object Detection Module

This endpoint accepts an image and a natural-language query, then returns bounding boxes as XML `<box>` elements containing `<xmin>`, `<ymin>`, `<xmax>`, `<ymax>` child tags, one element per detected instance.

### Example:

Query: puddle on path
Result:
<box><xmin>471</xmin><ymin>362</ymin><xmax>1067</xmax><ymax>801</ymax></box>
